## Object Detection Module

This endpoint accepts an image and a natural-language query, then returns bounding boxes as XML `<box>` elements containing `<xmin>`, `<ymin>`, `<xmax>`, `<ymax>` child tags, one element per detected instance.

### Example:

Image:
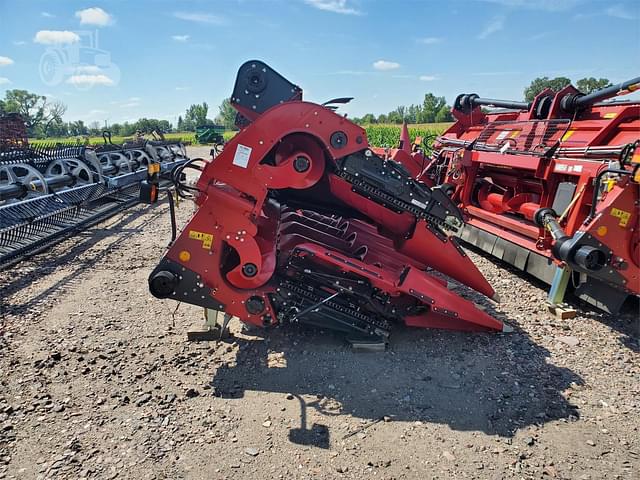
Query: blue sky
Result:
<box><xmin>0</xmin><ymin>0</ymin><xmax>638</xmax><ymax>127</ymax></box>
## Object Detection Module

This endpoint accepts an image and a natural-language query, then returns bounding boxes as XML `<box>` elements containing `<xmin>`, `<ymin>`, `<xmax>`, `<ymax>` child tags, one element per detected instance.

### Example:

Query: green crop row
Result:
<box><xmin>363</xmin><ymin>123</ymin><xmax>451</xmax><ymax>148</ymax></box>
<box><xmin>29</xmin><ymin>132</ymin><xmax>197</xmax><ymax>146</ymax></box>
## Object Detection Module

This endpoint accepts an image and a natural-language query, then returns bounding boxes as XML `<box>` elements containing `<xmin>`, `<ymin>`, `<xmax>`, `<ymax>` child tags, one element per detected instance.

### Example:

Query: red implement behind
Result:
<box><xmin>421</xmin><ymin>77</ymin><xmax>640</xmax><ymax>313</ymax></box>
<box><xmin>149</xmin><ymin>60</ymin><xmax>505</xmax><ymax>346</ymax></box>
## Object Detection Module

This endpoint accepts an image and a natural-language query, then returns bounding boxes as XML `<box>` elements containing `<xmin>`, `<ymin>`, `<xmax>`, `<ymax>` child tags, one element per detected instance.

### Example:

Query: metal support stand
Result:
<box><xmin>187</xmin><ymin>309</ymin><xmax>232</xmax><ymax>341</ymax></box>
<box><xmin>548</xmin><ymin>266</ymin><xmax>571</xmax><ymax>305</ymax></box>
<box><xmin>546</xmin><ymin>266</ymin><xmax>577</xmax><ymax>319</ymax></box>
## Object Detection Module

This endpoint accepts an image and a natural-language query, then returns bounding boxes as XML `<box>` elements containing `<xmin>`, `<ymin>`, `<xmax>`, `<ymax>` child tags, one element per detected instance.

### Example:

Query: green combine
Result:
<box><xmin>195</xmin><ymin>124</ymin><xmax>225</xmax><ymax>144</ymax></box>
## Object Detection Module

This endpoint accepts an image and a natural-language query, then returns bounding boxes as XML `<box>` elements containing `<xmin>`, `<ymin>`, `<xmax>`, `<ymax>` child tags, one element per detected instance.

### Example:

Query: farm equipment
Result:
<box><xmin>424</xmin><ymin>78</ymin><xmax>640</xmax><ymax>313</ymax></box>
<box><xmin>0</xmin><ymin>119</ymin><xmax>189</xmax><ymax>268</ymax></box>
<box><xmin>148</xmin><ymin>60</ymin><xmax>506</xmax><ymax>348</ymax></box>
<box><xmin>195</xmin><ymin>124</ymin><xmax>225</xmax><ymax>145</ymax></box>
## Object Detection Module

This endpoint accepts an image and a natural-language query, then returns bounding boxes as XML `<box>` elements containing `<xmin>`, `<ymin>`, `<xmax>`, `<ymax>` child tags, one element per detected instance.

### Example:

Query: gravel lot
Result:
<box><xmin>1</xmin><ymin>146</ymin><xmax>638</xmax><ymax>479</ymax></box>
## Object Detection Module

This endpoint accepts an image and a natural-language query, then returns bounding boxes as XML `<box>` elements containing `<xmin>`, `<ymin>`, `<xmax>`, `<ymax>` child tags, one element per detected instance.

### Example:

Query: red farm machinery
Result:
<box><xmin>422</xmin><ymin>78</ymin><xmax>640</xmax><ymax>313</ymax></box>
<box><xmin>148</xmin><ymin>60</ymin><xmax>509</xmax><ymax>348</ymax></box>
<box><xmin>148</xmin><ymin>61</ymin><xmax>639</xmax><ymax>347</ymax></box>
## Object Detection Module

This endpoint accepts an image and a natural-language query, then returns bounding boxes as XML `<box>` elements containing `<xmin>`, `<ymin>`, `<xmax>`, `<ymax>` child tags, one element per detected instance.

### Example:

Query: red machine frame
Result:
<box><xmin>423</xmin><ymin>79</ymin><xmax>640</xmax><ymax>312</ymax></box>
<box><xmin>148</xmin><ymin>61</ymin><xmax>508</xmax><ymax>346</ymax></box>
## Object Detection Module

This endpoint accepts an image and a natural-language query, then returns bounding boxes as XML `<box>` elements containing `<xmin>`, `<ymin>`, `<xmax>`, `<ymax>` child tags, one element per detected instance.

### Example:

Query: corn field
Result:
<box><xmin>363</xmin><ymin>123</ymin><xmax>452</xmax><ymax>148</ymax></box>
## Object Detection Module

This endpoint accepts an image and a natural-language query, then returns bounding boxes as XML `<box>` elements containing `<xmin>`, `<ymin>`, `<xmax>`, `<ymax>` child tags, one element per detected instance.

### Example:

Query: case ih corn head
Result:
<box><xmin>0</xmin><ymin>121</ymin><xmax>188</xmax><ymax>268</ymax></box>
<box><xmin>149</xmin><ymin>60</ymin><xmax>507</xmax><ymax>347</ymax></box>
<box><xmin>422</xmin><ymin>78</ymin><xmax>640</xmax><ymax>313</ymax></box>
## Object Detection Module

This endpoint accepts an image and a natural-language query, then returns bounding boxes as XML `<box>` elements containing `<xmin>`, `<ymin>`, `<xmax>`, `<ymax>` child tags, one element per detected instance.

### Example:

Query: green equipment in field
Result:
<box><xmin>195</xmin><ymin>124</ymin><xmax>225</xmax><ymax>144</ymax></box>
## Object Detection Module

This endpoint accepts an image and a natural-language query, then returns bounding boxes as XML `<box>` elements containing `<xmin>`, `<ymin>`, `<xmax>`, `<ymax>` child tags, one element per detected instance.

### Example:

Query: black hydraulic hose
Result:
<box><xmin>471</xmin><ymin>97</ymin><xmax>531</xmax><ymax>110</ymax></box>
<box><xmin>574</xmin><ymin>77</ymin><xmax>640</xmax><ymax>109</ymax></box>
<box><xmin>586</xmin><ymin>168</ymin><xmax>631</xmax><ymax>222</ymax></box>
<box><xmin>561</xmin><ymin>76</ymin><xmax>640</xmax><ymax>112</ymax></box>
<box><xmin>167</xmin><ymin>189</ymin><xmax>177</xmax><ymax>244</ymax></box>
<box><xmin>455</xmin><ymin>93</ymin><xmax>531</xmax><ymax>113</ymax></box>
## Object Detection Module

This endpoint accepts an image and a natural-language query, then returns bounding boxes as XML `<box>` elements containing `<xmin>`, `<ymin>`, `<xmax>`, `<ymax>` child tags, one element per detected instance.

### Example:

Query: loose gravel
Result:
<box><xmin>0</xmin><ymin>147</ymin><xmax>638</xmax><ymax>479</ymax></box>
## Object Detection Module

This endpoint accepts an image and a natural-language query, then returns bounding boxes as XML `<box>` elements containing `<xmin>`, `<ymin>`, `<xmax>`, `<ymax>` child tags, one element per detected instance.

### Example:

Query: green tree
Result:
<box><xmin>215</xmin><ymin>98</ymin><xmax>237</xmax><ymax>130</ymax></box>
<box><xmin>435</xmin><ymin>105</ymin><xmax>453</xmax><ymax>123</ymax></box>
<box><xmin>182</xmin><ymin>102</ymin><xmax>210</xmax><ymax>131</ymax></box>
<box><xmin>576</xmin><ymin>77</ymin><xmax>611</xmax><ymax>94</ymax></box>
<box><xmin>109</xmin><ymin>123</ymin><xmax>122</xmax><ymax>136</ymax></box>
<box><xmin>524</xmin><ymin>77</ymin><xmax>571</xmax><ymax>101</ymax></box>
<box><xmin>1</xmin><ymin>90</ymin><xmax>69</xmax><ymax>136</ymax></box>
<box><xmin>3</xmin><ymin>90</ymin><xmax>47</xmax><ymax>134</ymax></box>
<box><xmin>361</xmin><ymin>113</ymin><xmax>376</xmax><ymax>124</ymax></box>
<box><xmin>420</xmin><ymin>93</ymin><xmax>447</xmax><ymax>123</ymax></box>
<box><xmin>41</xmin><ymin>100</ymin><xmax>67</xmax><ymax>137</ymax></box>
<box><xmin>177</xmin><ymin>115</ymin><xmax>184</xmax><ymax>132</ymax></box>
<box><xmin>387</xmin><ymin>111</ymin><xmax>402</xmax><ymax>124</ymax></box>
<box><xmin>68</xmin><ymin>120</ymin><xmax>88</xmax><ymax>136</ymax></box>
<box><xmin>377</xmin><ymin>113</ymin><xmax>388</xmax><ymax>123</ymax></box>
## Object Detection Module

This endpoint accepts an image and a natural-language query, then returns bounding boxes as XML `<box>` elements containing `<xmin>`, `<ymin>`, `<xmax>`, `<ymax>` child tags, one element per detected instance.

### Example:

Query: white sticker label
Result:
<box><xmin>411</xmin><ymin>199</ymin><xmax>427</xmax><ymax>209</ymax></box>
<box><xmin>496</xmin><ymin>130</ymin><xmax>509</xmax><ymax>140</ymax></box>
<box><xmin>232</xmin><ymin>144</ymin><xmax>252</xmax><ymax>168</ymax></box>
<box><xmin>555</xmin><ymin>164</ymin><xmax>568</xmax><ymax>172</ymax></box>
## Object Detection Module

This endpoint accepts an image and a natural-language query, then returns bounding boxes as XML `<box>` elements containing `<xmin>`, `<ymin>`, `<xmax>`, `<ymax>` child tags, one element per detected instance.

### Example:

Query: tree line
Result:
<box><xmin>351</xmin><ymin>93</ymin><xmax>454</xmax><ymax>125</ymax></box>
<box><xmin>0</xmin><ymin>76</ymin><xmax>613</xmax><ymax>137</ymax></box>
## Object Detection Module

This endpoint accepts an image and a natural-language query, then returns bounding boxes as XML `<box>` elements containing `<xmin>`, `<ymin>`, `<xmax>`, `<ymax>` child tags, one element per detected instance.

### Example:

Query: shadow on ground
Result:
<box><xmin>0</xmin><ymin>204</ymin><xmax>164</xmax><ymax>317</ymax></box>
<box><xmin>210</xmin><ymin>320</ymin><xmax>582</xmax><ymax>448</ymax></box>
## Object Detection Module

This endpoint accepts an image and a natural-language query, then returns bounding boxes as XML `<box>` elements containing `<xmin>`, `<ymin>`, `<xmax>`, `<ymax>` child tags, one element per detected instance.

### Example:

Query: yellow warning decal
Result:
<box><xmin>188</xmin><ymin>230</ymin><xmax>214</xmax><ymax>249</ymax></box>
<box><xmin>561</xmin><ymin>130</ymin><xmax>575</xmax><ymax>141</ymax></box>
<box><xmin>610</xmin><ymin>208</ymin><xmax>631</xmax><ymax>228</ymax></box>
<box><xmin>509</xmin><ymin>130</ymin><xmax>521</xmax><ymax>138</ymax></box>
<box><xmin>628</xmin><ymin>82</ymin><xmax>640</xmax><ymax>92</ymax></box>
<box><xmin>603</xmin><ymin>112</ymin><xmax>617</xmax><ymax>119</ymax></box>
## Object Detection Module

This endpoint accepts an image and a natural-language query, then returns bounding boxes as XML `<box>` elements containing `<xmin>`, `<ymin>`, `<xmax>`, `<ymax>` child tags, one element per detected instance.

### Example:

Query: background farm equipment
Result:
<box><xmin>195</xmin><ymin>124</ymin><xmax>225</xmax><ymax>145</ymax></box>
<box><xmin>423</xmin><ymin>78</ymin><xmax>640</xmax><ymax>313</ymax></box>
<box><xmin>148</xmin><ymin>60</ymin><xmax>507</xmax><ymax>348</ymax></box>
<box><xmin>0</xmin><ymin>116</ymin><xmax>189</xmax><ymax>268</ymax></box>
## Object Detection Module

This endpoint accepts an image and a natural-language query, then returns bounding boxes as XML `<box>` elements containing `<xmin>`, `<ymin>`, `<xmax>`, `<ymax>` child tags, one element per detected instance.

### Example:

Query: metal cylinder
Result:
<box><xmin>562</xmin><ymin>76</ymin><xmax>640</xmax><ymax>112</ymax></box>
<box><xmin>455</xmin><ymin>93</ymin><xmax>531</xmax><ymax>113</ymax></box>
<box><xmin>0</xmin><ymin>174</ymin><xmax>75</xmax><ymax>201</ymax></box>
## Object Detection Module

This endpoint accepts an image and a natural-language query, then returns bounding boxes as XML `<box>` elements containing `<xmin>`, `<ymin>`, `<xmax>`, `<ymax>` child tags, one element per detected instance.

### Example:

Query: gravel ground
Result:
<box><xmin>1</xmin><ymin>147</ymin><xmax>638</xmax><ymax>479</ymax></box>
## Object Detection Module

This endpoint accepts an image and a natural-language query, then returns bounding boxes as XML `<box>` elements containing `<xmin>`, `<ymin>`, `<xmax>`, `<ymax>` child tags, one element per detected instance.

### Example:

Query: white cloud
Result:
<box><xmin>175</xmin><ymin>86</ymin><xmax>189</xmax><ymax>91</ymax></box>
<box><xmin>0</xmin><ymin>56</ymin><xmax>14</xmax><ymax>67</ymax></box>
<box><xmin>41</xmin><ymin>12</ymin><xmax>55</xmax><ymax>18</ymax></box>
<box><xmin>606</xmin><ymin>5</ymin><xmax>637</xmax><ymax>20</ymax></box>
<box><xmin>34</xmin><ymin>30</ymin><xmax>80</xmax><ymax>45</ymax></box>
<box><xmin>173</xmin><ymin>12</ymin><xmax>226</xmax><ymax>24</ymax></box>
<box><xmin>75</xmin><ymin>65</ymin><xmax>103</xmax><ymax>74</ymax></box>
<box><xmin>418</xmin><ymin>37</ymin><xmax>443</xmax><ymax>45</ymax></box>
<box><xmin>75</xmin><ymin>7</ymin><xmax>113</xmax><ymax>26</ymax></box>
<box><xmin>419</xmin><ymin>75</ymin><xmax>437</xmax><ymax>81</ymax></box>
<box><xmin>66</xmin><ymin>74</ymin><xmax>115</xmax><ymax>86</ymax></box>
<box><xmin>0</xmin><ymin>77</ymin><xmax>11</xmax><ymax>85</ymax></box>
<box><xmin>171</xmin><ymin>35</ymin><xmax>190</xmax><ymax>42</ymax></box>
<box><xmin>89</xmin><ymin>109</ymin><xmax>107</xmax><ymax>115</ymax></box>
<box><xmin>12</xmin><ymin>41</ymin><xmax>27</xmax><ymax>46</ymax></box>
<box><xmin>373</xmin><ymin>60</ymin><xmax>400</xmax><ymax>71</ymax></box>
<box><xmin>304</xmin><ymin>0</ymin><xmax>362</xmax><ymax>15</ymax></box>
<box><xmin>478</xmin><ymin>15</ymin><xmax>505</xmax><ymax>39</ymax></box>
